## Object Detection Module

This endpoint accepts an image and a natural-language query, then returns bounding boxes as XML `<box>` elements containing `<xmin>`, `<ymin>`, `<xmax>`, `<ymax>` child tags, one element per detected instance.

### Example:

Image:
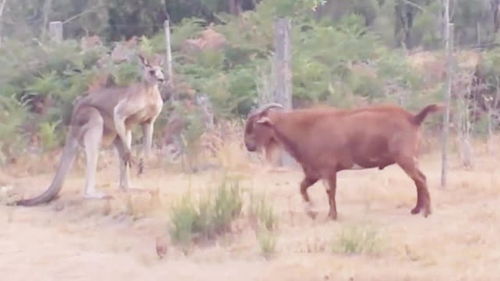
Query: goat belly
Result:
<box><xmin>348</xmin><ymin>158</ymin><xmax>390</xmax><ymax>170</ymax></box>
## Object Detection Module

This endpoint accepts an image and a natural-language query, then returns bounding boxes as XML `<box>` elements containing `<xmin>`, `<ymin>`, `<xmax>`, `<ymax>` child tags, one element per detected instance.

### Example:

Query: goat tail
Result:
<box><xmin>413</xmin><ymin>104</ymin><xmax>445</xmax><ymax>126</ymax></box>
<box><xmin>16</xmin><ymin>134</ymin><xmax>79</xmax><ymax>206</ymax></box>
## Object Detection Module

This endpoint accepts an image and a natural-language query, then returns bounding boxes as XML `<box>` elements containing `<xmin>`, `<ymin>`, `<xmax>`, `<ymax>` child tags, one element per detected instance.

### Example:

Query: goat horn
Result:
<box><xmin>248</xmin><ymin>103</ymin><xmax>284</xmax><ymax>118</ymax></box>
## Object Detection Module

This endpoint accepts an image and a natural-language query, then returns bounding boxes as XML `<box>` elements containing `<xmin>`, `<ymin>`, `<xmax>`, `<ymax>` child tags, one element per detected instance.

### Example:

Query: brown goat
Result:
<box><xmin>243</xmin><ymin>112</ymin><xmax>281</xmax><ymax>165</ymax></box>
<box><xmin>244</xmin><ymin>103</ymin><xmax>443</xmax><ymax>220</ymax></box>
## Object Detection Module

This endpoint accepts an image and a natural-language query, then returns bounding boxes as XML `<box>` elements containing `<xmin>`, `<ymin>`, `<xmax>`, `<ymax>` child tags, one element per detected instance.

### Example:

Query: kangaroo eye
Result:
<box><xmin>149</xmin><ymin>70</ymin><xmax>155</xmax><ymax>75</ymax></box>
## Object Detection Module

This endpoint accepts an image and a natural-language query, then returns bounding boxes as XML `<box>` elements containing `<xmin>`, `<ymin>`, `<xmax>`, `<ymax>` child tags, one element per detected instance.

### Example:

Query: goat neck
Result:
<box><xmin>264</xmin><ymin>111</ymin><xmax>304</xmax><ymax>162</ymax></box>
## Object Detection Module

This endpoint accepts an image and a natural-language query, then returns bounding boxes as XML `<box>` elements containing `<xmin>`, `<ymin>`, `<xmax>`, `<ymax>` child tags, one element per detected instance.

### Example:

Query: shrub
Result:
<box><xmin>168</xmin><ymin>179</ymin><xmax>243</xmax><ymax>252</ymax></box>
<box><xmin>249</xmin><ymin>192</ymin><xmax>278</xmax><ymax>231</ymax></box>
<box><xmin>248</xmin><ymin>192</ymin><xmax>279</xmax><ymax>258</ymax></box>
<box><xmin>256</xmin><ymin>228</ymin><xmax>277</xmax><ymax>259</ymax></box>
<box><xmin>168</xmin><ymin>195</ymin><xmax>199</xmax><ymax>251</ymax></box>
<box><xmin>332</xmin><ymin>225</ymin><xmax>381</xmax><ymax>255</ymax></box>
<box><xmin>0</xmin><ymin>96</ymin><xmax>29</xmax><ymax>163</ymax></box>
<box><xmin>38</xmin><ymin>121</ymin><xmax>62</xmax><ymax>152</ymax></box>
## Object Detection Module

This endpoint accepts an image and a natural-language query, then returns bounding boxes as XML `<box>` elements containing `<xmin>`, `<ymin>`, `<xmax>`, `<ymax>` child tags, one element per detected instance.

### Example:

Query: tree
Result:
<box><xmin>0</xmin><ymin>0</ymin><xmax>8</xmax><ymax>47</ymax></box>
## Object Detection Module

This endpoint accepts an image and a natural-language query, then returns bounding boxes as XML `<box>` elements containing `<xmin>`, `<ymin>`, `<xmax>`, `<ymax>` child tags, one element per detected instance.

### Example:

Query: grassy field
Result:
<box><xmin>0</xmin><ymin>135</ymin><xmax>499</xmax><ymax>281</ymax></box>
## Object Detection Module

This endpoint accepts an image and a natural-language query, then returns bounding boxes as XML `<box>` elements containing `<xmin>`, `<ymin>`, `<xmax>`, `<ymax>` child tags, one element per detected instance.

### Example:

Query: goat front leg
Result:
<box><xmin>300</xmin><ymin>176</ymin><xmax>319</xmax><ymax>219</ymax></box>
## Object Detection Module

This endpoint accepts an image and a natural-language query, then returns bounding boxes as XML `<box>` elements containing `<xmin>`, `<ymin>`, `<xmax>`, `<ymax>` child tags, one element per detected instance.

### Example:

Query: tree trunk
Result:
<box><xmin>164</xmin><ymin>19</ymin><xmax>174</xmax><ymax>99</ymax></box>
<box><xmin>395</xmin><ymin>1</ymin><xmax>413</xmax><ymax>48</ymax></box>
<box><xmin>0</xmin><ymin>0</ymin><xmax>8</xmax><ymax>48</ymax></box>
<box><xmin>228</xmin><ymin>0</ymin><xmax>242</xmax><ymax>15</ymax></box>
<box><xmin>441</xmin><ymin>0</ymin><xmax>453</xmax><ymax>187</ymax></box>
<box><xmin>492</xmin><ymin>0</ymin><xmax>500</xmax><ymax>33</ymax></box>
<box><xmin>41</xmin><ymin>0</ymin><xmax>53</xmax><ymax>40</ymax></box>
<box><xmin>457</xmin><ymin>74</ymin><xmax>474</xmax><ymax>169</ymax></box>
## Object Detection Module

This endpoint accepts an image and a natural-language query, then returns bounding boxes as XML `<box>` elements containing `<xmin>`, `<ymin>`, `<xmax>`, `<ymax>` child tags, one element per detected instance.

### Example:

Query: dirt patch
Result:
<box><xmin>1</xmin><ymin>146</ymin><xmax>500</xmax><ymax>280</ymax></box>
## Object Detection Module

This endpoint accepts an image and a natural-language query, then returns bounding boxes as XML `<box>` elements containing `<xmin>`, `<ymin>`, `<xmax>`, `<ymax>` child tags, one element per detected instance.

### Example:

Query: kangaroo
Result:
<box><xmin>16</xmin><ymin>54</ymin><xmax>165</xmax><ymax>206</ymax></box>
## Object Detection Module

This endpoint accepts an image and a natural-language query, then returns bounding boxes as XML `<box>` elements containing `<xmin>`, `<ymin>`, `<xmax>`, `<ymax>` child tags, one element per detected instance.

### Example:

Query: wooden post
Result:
<box><xmin>273</xmin><ymin>18</ymin><xmax>293</xmax><ymax>166</ymax></box>
<box><xmin>273</xmin><ymin>18</ymin><xmax>292</xmax><ymax>111</ymax></box>
<box><xmin>441</xmin><ymin>0</ymin><xmax>453</xmax><ymax>187</ymax></box>
<box><xmin>164</xmin><ymin>19</ymin><xmax>174</xmax><ymax>97</ymax></box>
<box><xmin>49</xmin><ymin>21</ymin><xmax>63</xmax><ymax>43</ymax></box>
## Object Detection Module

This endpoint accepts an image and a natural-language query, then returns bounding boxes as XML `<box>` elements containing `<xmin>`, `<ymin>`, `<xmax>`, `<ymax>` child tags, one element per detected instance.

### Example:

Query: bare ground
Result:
<box><xmin>1</xmin><ymin>145</ymin><xmax>500</xmax><ymax>281</ymax></box>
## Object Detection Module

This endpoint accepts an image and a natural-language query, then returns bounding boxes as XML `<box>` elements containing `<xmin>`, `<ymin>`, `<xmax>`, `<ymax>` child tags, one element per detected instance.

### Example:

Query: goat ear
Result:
<box><xmin>256</xmin><ymin>116</ymin><xmax>273</xmax><ymax>127</ymax></box>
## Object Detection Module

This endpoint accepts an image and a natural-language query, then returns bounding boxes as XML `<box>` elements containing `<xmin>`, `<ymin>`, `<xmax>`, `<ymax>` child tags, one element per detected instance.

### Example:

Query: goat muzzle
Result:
<box><xmin>245</xmin><ymin>143</ymin><xmax>257</xmax><ymax>152</ymax></box>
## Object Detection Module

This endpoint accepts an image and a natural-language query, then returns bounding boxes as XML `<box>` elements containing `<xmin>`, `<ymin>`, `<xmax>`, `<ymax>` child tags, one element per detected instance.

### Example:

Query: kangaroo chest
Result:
<box><xmin>126</xmin><ymin>87</ymin><xmax>163</xmax><ymax>125</ymax></box>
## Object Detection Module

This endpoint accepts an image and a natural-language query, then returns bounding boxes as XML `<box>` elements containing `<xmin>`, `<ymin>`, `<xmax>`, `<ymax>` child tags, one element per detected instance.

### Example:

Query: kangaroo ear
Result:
<box><xmin>154</xmin><ymin>54</ymin><xmax>165</xmax><ymax>66</ymax></box>
<box><xmin>138</xmin><ymin>54</ymin><xmax>150</xmax><ymax>66</ymax></box>
<box><xmin>256</xmin><ymin>116</ymin><xmax>273</xmax><ymax>127</ymax></box>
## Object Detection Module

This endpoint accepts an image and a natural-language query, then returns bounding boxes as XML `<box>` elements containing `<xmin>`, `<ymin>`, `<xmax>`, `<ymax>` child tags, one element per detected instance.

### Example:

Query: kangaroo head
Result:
<box><xmin>138</xmin><ymin>54</ymin><xmax>165</xmax><ymax>85</ymax></box>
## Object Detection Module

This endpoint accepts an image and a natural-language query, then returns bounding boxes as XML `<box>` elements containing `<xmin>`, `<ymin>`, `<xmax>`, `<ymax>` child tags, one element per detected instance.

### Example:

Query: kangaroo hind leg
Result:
<box><xmin>114</xmin><ymin>136</ymin><xmax>133</xmax><ymax>190</ymax></box>
<box><xmin>82</xmin><ymin>111</ymin><xmax>109</xmax><ymax>199</ymax></box>
<box><xmin>137</xmin><ymin>122</ymin><xmax>154</xmax><ymax>175</ymax></box>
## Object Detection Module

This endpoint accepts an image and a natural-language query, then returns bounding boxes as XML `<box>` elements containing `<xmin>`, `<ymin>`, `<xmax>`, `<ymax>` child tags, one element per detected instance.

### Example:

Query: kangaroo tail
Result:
<box><xmin>16</xmin><ymin>135</ymin><xmax>79</xmax><ymax>206</ymax></box>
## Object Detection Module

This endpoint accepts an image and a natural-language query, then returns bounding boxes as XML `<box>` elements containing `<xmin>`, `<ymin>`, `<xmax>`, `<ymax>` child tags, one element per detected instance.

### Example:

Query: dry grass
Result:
<box><xmin>1</xmin><ymin>134</ymin><xmax>500</xmax><ymax>281</ymax></box>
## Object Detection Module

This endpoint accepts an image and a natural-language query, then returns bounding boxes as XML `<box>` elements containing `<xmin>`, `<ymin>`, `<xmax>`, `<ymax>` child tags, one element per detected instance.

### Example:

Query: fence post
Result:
<box><xmin>273</xmin><ymin>18</ymin><xmax>292</xmax><ymax>112</ymax></box>
<box><xmin>273</xmin><ymin>17</ymin><xmax>293</xmax><ymax>166</ymax></box>
<box><xmin>164</xmin><ymin>19</ymin><xmax>174</xmax><ymax>98</ymax></box>
<box><xmin>49</xmin><ymin>21</ymin><xmax>63</xmax><ymax>43</ymax></box>
<box><xmin>441</xmin><ymin>0</ymin><xmax>454</xmax><ymax>188</ymax></box>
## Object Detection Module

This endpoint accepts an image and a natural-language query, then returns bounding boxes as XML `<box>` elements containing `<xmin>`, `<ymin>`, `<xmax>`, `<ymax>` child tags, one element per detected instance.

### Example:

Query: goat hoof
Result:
<box><xmin>328</xmin><ymin>212</ymin><xmax>338</xmax><ymax>220</ymax></box>
<box><xmin>306</xmin><ymin>211</ymin><xmax>317</xmax><ymax>220</ymax></box>
<box><xmin>304</xmin><ymin>202</ymin><xmax>317</xmax><ymax>219</ymax></box>
<box><xmin>422</xmin><ymin>206</ymin><xmax>432</xmax><ymax>218</ymax></box>
<box><xmin>411</xmin><ymin>206</ymin><xmax>421</xmax><ymax>215</ymax></box>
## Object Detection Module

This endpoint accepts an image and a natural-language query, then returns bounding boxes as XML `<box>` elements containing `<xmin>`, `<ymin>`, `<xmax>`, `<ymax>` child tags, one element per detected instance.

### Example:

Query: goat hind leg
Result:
<box><xmin>397</xmin><ymin>156</ymin><xmax>431</xmax><ymax>217</ymax></box>
<box><xmin>326</xmin><ymin>173</ymin><xmax>338</xmax><ymax>220</ymax></box>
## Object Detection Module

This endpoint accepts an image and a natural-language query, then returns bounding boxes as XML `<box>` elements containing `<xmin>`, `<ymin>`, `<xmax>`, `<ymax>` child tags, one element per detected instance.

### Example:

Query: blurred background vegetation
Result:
<box><xmin>0</xmin><ymin>0</ymin><xmax>499</xmax><ymax>164</ymax></box>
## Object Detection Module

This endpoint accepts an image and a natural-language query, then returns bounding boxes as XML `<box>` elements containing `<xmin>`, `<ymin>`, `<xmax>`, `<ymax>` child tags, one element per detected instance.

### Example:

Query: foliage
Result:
<box><xmin>168</xmin><ymin>179</ymin><xmax>243</xmax><ymax>252</ymax></box>
<box><xmin>249</xmin><ymin>192</ymin><xmax>278</xmax><ymax>231</ymax></box>
<box><xmin>3</xmin><ymin>0</ymin><xmax>500</xmax><ymax>49</ymax></box>
<box><xmin>248</xmin><ymin>192</ymin><xmax>279</xmax><ymax>258</ymax></box>
<box><xmin>1</xmin><ymin>0</ymin><xmax>499</xmax><ymax>162</ymax></box>
<box><xmin>0</xmin><ymin>96</ymin><xmax>29</xmax><ymax>164</ymax></box>
<box><xmin>256</xmin><ymin>228</ymin><xmax>277</xmax><ymax>259</ymax></box>
<box><xmin>110</xmin><ymin>61</ymin><xmax>141</xmax><ymax>86</ymax></box>
<box><xmin>37</xmin><ymin>120</ymin><xmax>62</xmax><ymax>151</ymax></box>
<box><xmin>331</xmin><ymin>225</ymin><xmax>382</xmax><ymax>255</ymax></box>
<box><xmin>0</xmin><ymin>38</ymin><xmax>146</xmax><ymax>160</ymax></box>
